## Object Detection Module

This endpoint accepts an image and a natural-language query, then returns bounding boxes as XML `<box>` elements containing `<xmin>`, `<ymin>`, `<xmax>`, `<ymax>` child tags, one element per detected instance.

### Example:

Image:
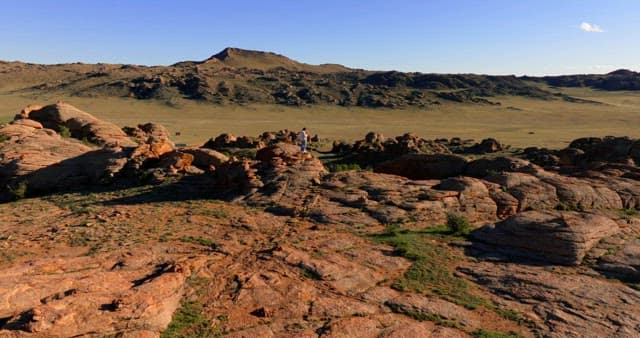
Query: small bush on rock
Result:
<box><xmin>59</xmin><ymin>125</ymin><xmax>72</xmax><ymax>138</ymax></box>
<box><xmin>446</xmin><ymin>213</ymin><xmax>472</xmax><ymax>236</ymax></box>
<box><xmin>7</xmin><ymin>180</ymin><xmax>28</xmax><ymax>200</ymax></box>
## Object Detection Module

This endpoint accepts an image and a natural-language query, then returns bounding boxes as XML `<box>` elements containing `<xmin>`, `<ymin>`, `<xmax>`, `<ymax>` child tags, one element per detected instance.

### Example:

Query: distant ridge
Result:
<box><xmin>1</xmin><ymin>47</ymin><xmax>638</xmax><ymax>108</ymax></box>
<box><xmin>524</xmin><ymin>68</ymin><xmax>640</xmax><ymax>91</ymax></box>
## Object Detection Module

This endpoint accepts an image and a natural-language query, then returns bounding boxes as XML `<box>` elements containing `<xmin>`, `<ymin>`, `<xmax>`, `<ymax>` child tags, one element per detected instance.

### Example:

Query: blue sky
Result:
<box><xmin>0</xmin><ymin>0</ymin><xmax>637</xmax><ymax>75</ymax></box>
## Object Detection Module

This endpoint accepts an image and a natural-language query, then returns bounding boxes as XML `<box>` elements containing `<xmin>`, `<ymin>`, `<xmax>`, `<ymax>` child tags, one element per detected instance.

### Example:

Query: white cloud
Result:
<box><xmin>580</xmin><ymin>22</ymin><xmax>603</xmax><ymax>33</ymax></box>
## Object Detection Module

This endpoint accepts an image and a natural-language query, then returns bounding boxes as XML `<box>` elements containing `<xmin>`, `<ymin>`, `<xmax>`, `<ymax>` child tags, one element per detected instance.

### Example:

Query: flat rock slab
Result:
<box><xmin>0</xmin><ymin>250</ymin><xmax>200</xmax><ymax>337</ymax></box>
<box><xmin>459</xmin><ymin>261</ymin><xmax>640</xmax><ymax>337</ymax></box>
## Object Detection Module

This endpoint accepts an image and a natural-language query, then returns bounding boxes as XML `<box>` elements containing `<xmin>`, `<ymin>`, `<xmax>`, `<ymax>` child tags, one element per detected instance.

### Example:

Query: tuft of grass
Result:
<box><xmin>198</xmin><ymin>207</ymin><xmax>229</xmax><ymax>219</ymax></box>
<box><xmin>372</xmin><ymin>230</ymin><xmax>486</xmax><ymax>310</ymax></box>
<box><xmin>179</xmin><ymin>236</ymin><xmax>220</xmax><ymax>251</ymax></box>
<box><xmin>329</xmin><ymin>163</ymin><xmax>362</xmax><ymax>172</ymax></box>
<box><xmin>159</xmin><ymin>231</ymin><xmax>173</xmax><ymax>242</ymax></box>
<box><xmin>58</xmin><ymin>124</ymin><xmax>72</xmax><ymax>138</ymax></box>
<box><xmin>68</xmin><ymin>231</ymin><xmax>92</xmax><ymax>247</ymax></box>
<box><xmin>471</xmin><ymin>329</ymin><xmax>523</xmax><ymax>338</ymax></box>
<box><xmin>7</xmin><ymin>180</ymin><xmax>29</xmax><ymax>201</ymax></box>
<box><xmin>81</xmin><ymin>137</ymin><xmax>99</xmax><ymax>147</ymax></box>
<box><xmin>0</xmin><ymin>134</ymin><xmax>9</xmax><ymax>143</ymax></box>
<box><xmin>299</xmin><ymin>265</ymin><xmax>322</xmax><ymax>280</ymax></box>
<box><xmin>161</xmin><ymin>300</ymin><xmax>216</xmax><ymax>338</ymax></box>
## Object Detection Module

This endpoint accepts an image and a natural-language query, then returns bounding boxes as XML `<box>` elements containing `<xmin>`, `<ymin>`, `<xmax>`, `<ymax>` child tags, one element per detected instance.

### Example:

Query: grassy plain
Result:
<box><xmin>1</xmin><ymin>87</ymin><xmax>638</xmax><ymax>149</ymax></box>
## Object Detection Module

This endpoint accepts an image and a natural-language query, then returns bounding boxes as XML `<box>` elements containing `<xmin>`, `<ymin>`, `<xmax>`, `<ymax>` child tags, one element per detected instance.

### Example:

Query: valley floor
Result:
<box><xmin>1</xmin><ymin>87</ymin><xmax>640</xmax><ymax>149</ymax></box>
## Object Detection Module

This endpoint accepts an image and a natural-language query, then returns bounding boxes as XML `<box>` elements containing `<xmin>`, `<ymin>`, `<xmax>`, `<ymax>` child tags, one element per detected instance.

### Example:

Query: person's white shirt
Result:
<box><xmin>299</xmin><ymin>130</ymin><xmax>307</xmax><ymax>143</ymax></box>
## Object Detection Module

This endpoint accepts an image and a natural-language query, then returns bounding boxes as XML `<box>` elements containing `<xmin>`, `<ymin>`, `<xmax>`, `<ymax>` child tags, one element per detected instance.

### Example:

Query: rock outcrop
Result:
<box><xmin>0</xmin><ymin>117</ymin><xmax>129</xmax><ymax>200</ymax></box>
<box><xmin>459</xmin><ymin>261</ymin><xmax>640</xmax><ymax>337</ymax></box>
<box><xmin>596</xmin><ymin>238</ymin><xmax>640</xmax><ymax>282</ymax></box>
<box><xmin>0</xmin><ymin>103</ymin><xmax>207</xmax><ymax>200</ymax></box>
<box><xmin>472</xmin><ymin>210</ymin><xmax>620</xmax><ymax>265</ymax></box>
<box><xmin>375</xmin><ymin>154</ymin><xmax>467</xmax><ymax>180</ymax></box>
<box><xmin>21</xmin><ymin>102</ymin><xmax>137</xmax><ymax>147</ymax></box>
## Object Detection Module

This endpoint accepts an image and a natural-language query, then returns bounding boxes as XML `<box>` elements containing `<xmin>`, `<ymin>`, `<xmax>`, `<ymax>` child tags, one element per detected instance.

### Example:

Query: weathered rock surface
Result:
<box><xmin>0</xmin><ymin>249</ymin><xmax>200</xmax><ymax>337</ymax></box>
<box><xmin>0</xmin><ymin>104</ymin><xmax>208</xmax><ymax>200</ymax></box>
<box><xmin>435</xmin><ymin>177</ymin><xmax>497</xmax><ymax>223</ymax></box>
<box><xmin>0</xmin><ymin>119</ymin><xmax>130</xmax><ymax>200</ymax></box>
<box><xmin>385</xmin><ymin>293</ymin><xmax>480</xmax><ymax>328</ymax></box>
<box><xmin>596</xmin><ymin>238</ymin><xmax>640</xmax><ymax>282</ymax></box>
<box><xmin>24</xmin><ymin>102</ymin><xmax>137</xmax><ymax>147</ymax></box>
<box><xmin>459</xmin><ymin>261</ymin><xmax>640</xmax><ymax>338</ymax></box>
<box><xmin>181</xmin><ymin>147</ymin><xmax>229</xmax><ymax>170</ymax></box>
<box><xmin>473</xmin><ymin>210</ymin><xmax>620</xmax><ymax>265</ymax></box>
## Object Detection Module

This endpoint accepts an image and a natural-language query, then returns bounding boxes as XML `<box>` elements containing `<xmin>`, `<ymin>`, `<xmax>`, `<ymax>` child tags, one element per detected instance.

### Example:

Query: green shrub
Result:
<box><xmin>471</xmin><ymin>329</ymin><xmax>522</xmax><ymax>338</ymax></box>
<box><xmin>81</xmin><ymin>137</ymin><xmax>99</xmax><ymax>147</ymax></box>
<box><xmin>162</xmin><ymin>300</ymin><xmax>215</xmax><ymax>338</ymax></box>
<box><xmin>446</xmin><ymin>213</ymin><xmax>472</xmax><ymax>236</ymax></box>
<box><xmin>7</xmin><ymin>180</ymin><xmax>28</xmax><ymax>200</ymax></box>
<box><xmin>330</xmin><ymin>163</ymin><xmax>361</xmax><ymax>172</ymax></box>
<box><xmin>0</xmin><ymin>135</ymin><xmax>9</xmax><ymax>143</ymax></box>
<box><xmin>59</xmin><ymin>125</ymin><xmax>72</xmax><ymax>138</ymax></box>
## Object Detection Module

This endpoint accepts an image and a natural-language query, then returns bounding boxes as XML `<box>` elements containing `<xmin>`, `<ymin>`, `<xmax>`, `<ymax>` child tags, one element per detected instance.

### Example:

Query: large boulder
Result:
<box><xmin>466</xmin><ymin>138</ymin><xmax>503</xmax><ymax>154</ymax></box>
<box><xmin>125</xmin><ymin>123</ymin><xmax>176</xmax><ymax>172</ymax></box>
<box><xmin>255</xmin><ymin>142</ymin><xmax>302</xmax><ymax>163</ymax></box>
<box><xmin>0</xmin><ymin>120</ymin><xmax>127</xmax><ymax>200</ymax></box>
<box><xmin>487</xmin><ymin>173</ymin><xmax>559</xmax><ymax>212</ymax></box>
<box><xmin>568</xmin><ymin>136</ymin><xmax>640</xmax><ymax>165</ymax></box>
<box><xmin>473</xmin><ymin>210</ymin><xmax>620</xmax><ymax>265</ymax></box>
<box><xmin>374</xmin><ymin>154</ymin><xmax>467</xmax><ymax>180</ymax></box>
<box><xmin>0</xmin><ymin>103</ymin><xmax>193</xmax><ymax>199</ymax></box>
<box><xmin>435</xmin><ymin>177</ymin><xmax>497</xmax><ymax>223</ymax></box>
<box><xmin>541</xmin><ymin>175</ymin><xmax>623</xmax><ymax>210</ymax></box>
<box><xmin>24</xmin><ymin>102</ymin><xmax>136</xmax><ymax>147</ymax></box>
<box><xmin>181</xmin><ymin>148</ymin><xmax>229</xmax><ymax>170</ymax></box>
<box><xmin>124</xmin><ymin>122</ymin><xmax>174</xmax><ymax>147</ymax></box>
<box><xmin>596</xmin><ymin>238</ymin><xmax>640</xmax><ymax>282</ymax></box>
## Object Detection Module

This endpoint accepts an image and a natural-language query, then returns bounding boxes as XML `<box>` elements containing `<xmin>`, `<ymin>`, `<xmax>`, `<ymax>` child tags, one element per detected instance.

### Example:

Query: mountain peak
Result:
<box><xmin>201</xmin><ymin>47</ymin><xmax>296</xmax><ymax>69</ymax></box>
<box><xmin>197</xmin><ymin>47</ymin><xmax>349</xmax><ymax>73</ymax></box>
<box><xmin>211</xmin><ymin>47</ymin><xmax>282</xmax><ymax>61</ymax></box>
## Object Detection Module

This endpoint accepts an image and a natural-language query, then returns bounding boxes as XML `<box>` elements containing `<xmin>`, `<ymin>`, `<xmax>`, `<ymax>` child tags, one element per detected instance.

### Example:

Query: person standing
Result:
<box><xmin>298</xmin><ymin>127</ymin><xmax>308</xmax><ymax>153</ymax></box>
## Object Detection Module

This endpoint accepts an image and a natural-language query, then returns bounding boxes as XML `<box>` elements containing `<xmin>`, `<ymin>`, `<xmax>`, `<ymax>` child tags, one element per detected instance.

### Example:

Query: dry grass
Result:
<box><xmin>1</xmin><ymin>87</ymin><xmax>639</xmax><ymax>149</ymax></box>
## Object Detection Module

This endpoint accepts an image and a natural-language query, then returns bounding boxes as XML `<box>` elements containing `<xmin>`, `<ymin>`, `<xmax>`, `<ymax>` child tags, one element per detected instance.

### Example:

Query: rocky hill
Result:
<box><xmin>524</xmin><ymin>69</ymin><xmax>640</xmax><ymax>91</ymax></box>
<box><xmin>0</xmin><ymin>48</ymin><xmax>614</xmax><ymax>108</ymax></box>
<box><xmin>1</xmin><ymin>102</ymin><xmax>640</xmax><ymax>337</ymax></box>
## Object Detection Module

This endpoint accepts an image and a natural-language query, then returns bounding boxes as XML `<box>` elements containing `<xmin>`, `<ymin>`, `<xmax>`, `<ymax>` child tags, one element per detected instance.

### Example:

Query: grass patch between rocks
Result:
<box><xmin>161</xmin><ymin>299</ymin><xmax>216</xmax><ymax>338</ymax></box>
<box><xmin>162</xmin><ymin>275</ymin><xmax>222</xmax><ymax>337</ymax></box>
<box><xmin>373</xmin><ymin>223</ymin><xmax>539</xmax><ymax>336</ymax></box>
<box><xmin>472</xmin><ymin>328</ymin><xmax>522</xmax><ymax>338</ymax></box>
<box><xmin>179</xmin><ymin>236</ymin><xmax>220</xmax><ymax>251</ymax></box>
<box><xmin>372</xmin><ymin>229</ymin><xmax>486</xmax><ymax>310</ymax></box>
